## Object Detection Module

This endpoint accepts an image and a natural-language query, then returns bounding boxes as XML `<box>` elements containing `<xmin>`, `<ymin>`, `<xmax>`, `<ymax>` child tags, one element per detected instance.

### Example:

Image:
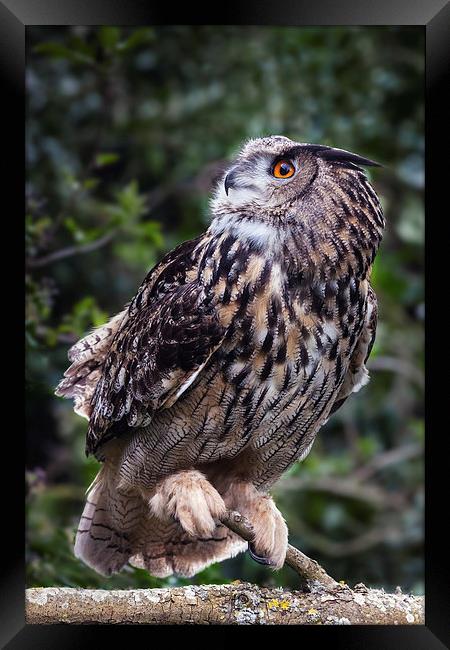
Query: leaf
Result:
<box><xmin>95</xmin><ymin>152</ymin><xmax>120</xmax><ymax>167</ymax></box>
<box><xmin>34</xmin><ymin>42</ymin><xmax>95</xmax><ymax>66</ymax></box>
<box><xmin>58</xmin><ymin>297</ymin><xmax>108</xmax><ymax>337</ymax></box>
<box><xmin>137</xmin><ymin>220</ymin><xmax>164</xmax><ymax>247</ymax></box>
<box><xmin>357</xmin><ymin>436</ymin><xmax>379</xmax><ymax>460</ymax></box>
<box><xmin>116</xmin><ymin>28</ymin><xmax>155</xmax><ymax>53</ymax></box>
<box><xmin>63</xmin><ymin>217</ymin><xmax>96</xmax><ymax>243</ymax></box>
<box><xmin>114</xmin><ymin>240</ymin><xmax>157</xmax><ymax>270</ymax></box>
<box><xmin>98</xmin><ymin>27</ymin><xmax>121</xmax><ymax>50</ymax></box>
<box><xmin>82</xmin><ymin>178</ymin><xmax>100</xmax><ymax>190</ymax></box>
<box><xmin>26</xmin><ymin>215</ymin><xmax>52</xmax><ymax>239</ymax></box>
<box><xmin>67</xmin><ymin>36</ymin><xmax>96</xmax><ymax>58</ymax></box>
<box><xmin>105</xmin><ymin>180</ymin><xmax>148</xmax><ymax>226</ymax></box>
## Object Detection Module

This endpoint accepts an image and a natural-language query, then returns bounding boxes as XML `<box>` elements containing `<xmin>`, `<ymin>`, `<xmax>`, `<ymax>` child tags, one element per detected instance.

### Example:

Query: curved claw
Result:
<box><xmin>248</xmin><ymin>542</ymin><xmax>272</xmax><ymax>566</ymax></box>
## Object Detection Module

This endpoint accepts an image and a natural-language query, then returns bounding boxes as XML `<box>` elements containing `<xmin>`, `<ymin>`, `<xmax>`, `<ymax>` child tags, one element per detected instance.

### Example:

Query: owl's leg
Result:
<box><xmin>148</xmin><ymin>470</ymin><xmax>226</xmax><ymax>538</ymax></box>
<box><xmin>223</xmin><ymin>481</ymin><xmax>288</xmax><ymax>570</ymax></box>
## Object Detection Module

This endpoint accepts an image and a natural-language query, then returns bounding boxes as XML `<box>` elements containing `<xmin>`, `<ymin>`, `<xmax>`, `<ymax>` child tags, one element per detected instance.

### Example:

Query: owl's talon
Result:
<box><xmin>224</xmin><ymin>482</ymin><xmax>288</xmax><ymax>570</ymax></box>
<box><xmin>248</xmin><ymin>542</ymin><xmax>272</xmax><ymax>566</ymax></box>
<box><xmin>149</xmin><ymin>470</ymin><xmax>226</xmax><ymax>537</ymax></box>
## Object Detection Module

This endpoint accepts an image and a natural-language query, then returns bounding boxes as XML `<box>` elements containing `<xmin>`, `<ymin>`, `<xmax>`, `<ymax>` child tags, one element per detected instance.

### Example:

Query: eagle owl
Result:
<box><xmin>56</xmin><ymin>135</ymin><xmax>384</xmax><ymax>578</ymax></box>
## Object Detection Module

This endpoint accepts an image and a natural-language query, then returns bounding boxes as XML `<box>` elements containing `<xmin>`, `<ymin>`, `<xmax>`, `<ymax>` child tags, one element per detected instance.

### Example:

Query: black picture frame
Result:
<box><xmin>7</xmin><ymin>0</ymin><xmax>449</xmax><ymax>646</ymax></box>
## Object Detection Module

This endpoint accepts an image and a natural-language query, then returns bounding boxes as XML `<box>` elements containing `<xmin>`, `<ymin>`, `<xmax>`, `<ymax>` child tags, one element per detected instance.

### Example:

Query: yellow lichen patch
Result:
<box><xmin>307</xmin><ymin>608</ymin><xmax>318</xmax><ymax>616</ymax></box>
<box><xmin>267</xmin><ymin>599</ymin><xmax>280</xmax><ymax>610</ymax></box>
<box><xmin>279</xmin><ymin>600</ymin><xmax>290</xmax><ymax>610</ymax></box>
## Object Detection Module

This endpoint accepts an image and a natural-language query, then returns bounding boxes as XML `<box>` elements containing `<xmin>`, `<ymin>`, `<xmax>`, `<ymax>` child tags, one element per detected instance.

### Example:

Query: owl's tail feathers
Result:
<box><xmin>129</xmin><ymin>524</ymin><xmax>247</xmax><ymax>578</ymax></box>
<box><xmin>74</xmin><ymin>467</ymin><xmax>248</xmax><ymax>578</ymax></box>
<box><xmin>74</xmin><ymin>466</ymin><xmax>145</xmax><ymax>577</ymax></box>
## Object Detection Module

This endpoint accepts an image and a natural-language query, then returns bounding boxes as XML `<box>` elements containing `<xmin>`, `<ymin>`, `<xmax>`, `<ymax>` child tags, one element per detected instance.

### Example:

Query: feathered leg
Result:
<box><xmin>148</xmin><ymin>469</ymin><xmax>227</xmax><ymax>537</ymax></box>
<box><xmin>132</xmin><ymin>470</ymin><xmax>247</xmax><ymax>577</ymax></box>
<box><xmin>222</xmin><ymin>481</ymin><xmax>288</xmax><ymax>569</ymax></box>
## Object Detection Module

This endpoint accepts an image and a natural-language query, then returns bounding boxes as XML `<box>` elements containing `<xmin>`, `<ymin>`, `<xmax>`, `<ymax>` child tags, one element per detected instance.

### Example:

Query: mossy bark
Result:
<box><xmin>26</xmin><ymin>582</ymin><xmax>424</xmax><ymax>625</ymax></box>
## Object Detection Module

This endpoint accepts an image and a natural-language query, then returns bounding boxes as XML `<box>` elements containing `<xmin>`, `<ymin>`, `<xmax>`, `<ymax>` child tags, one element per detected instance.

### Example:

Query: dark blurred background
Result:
<box><xmin>25</xmin><ymin>26</ymin><xmax>424</xmax><ymax>593</ymax></box>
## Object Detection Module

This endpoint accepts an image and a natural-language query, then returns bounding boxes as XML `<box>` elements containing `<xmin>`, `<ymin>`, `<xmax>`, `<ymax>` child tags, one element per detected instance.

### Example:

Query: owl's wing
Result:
<box><xmin>56</xmin><ymin>236</ymin><xmax>201</xmax><ymax>419</ymax></box>
<box><xmin>57</xmin><ymin>235</ymin><xmax>226</xmax><ymax>455</ymax></box>
<box><xmin>328</xmin><ymin>284</ymin><xmax>378</xmax><ymax>416</ymax></box>
<box><xmin>55</xmin><ymin>309</ymin><xmax>129</xmax><ymax>420</ymax></box>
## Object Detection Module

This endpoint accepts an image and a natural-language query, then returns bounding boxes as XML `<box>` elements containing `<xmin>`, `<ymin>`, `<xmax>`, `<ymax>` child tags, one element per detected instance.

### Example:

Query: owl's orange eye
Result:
<box><xmin>272</xmin><ymin>159</ymin><xmax>295</xmax><ymax>179</ymax></box>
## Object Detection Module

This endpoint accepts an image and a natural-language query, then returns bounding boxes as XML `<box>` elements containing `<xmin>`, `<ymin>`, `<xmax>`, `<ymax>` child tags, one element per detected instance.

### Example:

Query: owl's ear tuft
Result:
<box><xmin>321</xmin><ymin>147</ymin><xmax>382</xmax><ymax>168</ymax></box>
<box><xmin>322</xmin><ymin>147</ymin><xmax>381</xmax><ymax>168</ymax></box>
<box><xmin>299</xmin><ymin>144</ymin><xmax>382</xmax><ymax>168</ymax></box>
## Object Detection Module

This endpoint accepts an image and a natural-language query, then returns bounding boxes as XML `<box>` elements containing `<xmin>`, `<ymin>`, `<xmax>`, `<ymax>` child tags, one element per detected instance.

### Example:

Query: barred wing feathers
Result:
<box><xmin>328</xmin><ymin>283</ymin><xmax>378</xmax><ymax>416</ymax></box>
<box><xmin>55</xmin><ymin>309</ymin><xmax>128</xmax><ymax>420</ymax></box>
<box><xmin>87</xmin><ymin>280</ymin><xmax>225</xmax><ymax>454</ymax></box>
<box><xmin>56</xmin><ymin>235</ymin><xmax>226</xmax><ymax>456</ymax></box>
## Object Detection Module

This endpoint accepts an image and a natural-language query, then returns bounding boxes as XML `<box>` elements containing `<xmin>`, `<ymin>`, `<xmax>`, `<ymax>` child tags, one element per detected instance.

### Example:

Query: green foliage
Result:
<box><xmin>26</xmin><ymin>26</ymin><xmax>424</xmax><ymax>594</ymax></box>
<box><xmin>94</xmin><ymin>152</ymin><xmax>120</xmax><ymax>167</ymax></box>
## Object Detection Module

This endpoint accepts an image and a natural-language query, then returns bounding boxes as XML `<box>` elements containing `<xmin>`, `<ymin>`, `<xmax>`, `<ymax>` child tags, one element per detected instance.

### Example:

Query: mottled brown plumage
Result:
<box><xmin>56</xmin><ymin>135</ymin><xmax>384</xmax><ymax>577</ymax></box>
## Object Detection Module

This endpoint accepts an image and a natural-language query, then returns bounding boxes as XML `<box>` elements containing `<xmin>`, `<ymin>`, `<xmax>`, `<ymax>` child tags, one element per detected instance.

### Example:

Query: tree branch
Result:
<box><xmin>27</xmin><ymin>231</ymin><xmax>115</xmax><ymax>268</ymax></box>
<box><xmin>354</xmin><ymin>443</ymin><xmax>422</xmax><ymax>482</ymax></box>
<box><xmin>276</xmin><ymin>475</ymin><xmax>400</xmax><ymax>509</ymax></box>
<box><xmin>369</xmin><ymin>356</ymin><xmax>424</xmax><ymax>389</ymax></box>
<box><xmin>221</xmin><ymin>510</ymin><xmax>338</xmax><ymax>588</ymax></box>
<box><xmin>25</xmin><ymin>508</ymin><xmax>423</xmax><ymax>625</ymax></box>
<box><xmin>25</xmin><ymin>583</ymin><xmax>424</xmax><ymax>625</ymax></box>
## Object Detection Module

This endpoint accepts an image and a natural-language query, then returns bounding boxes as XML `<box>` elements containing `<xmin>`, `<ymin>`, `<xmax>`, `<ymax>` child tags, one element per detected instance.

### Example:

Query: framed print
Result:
<box><xmin>5</xmin><ymin>0</ymin><xmax>449</xmax><ymax>646</ymax></box>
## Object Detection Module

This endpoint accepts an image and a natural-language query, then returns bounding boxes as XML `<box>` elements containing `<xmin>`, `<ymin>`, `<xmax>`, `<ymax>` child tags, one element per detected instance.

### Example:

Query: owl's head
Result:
<box><xmin>211</xmin><ymin>135</ymin><xmax>380</xmax><ymax>217</ymax></box>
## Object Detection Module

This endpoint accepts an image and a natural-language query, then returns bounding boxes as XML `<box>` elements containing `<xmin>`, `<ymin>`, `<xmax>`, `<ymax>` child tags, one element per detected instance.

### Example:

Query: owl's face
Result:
<box><xmin>212</xmin><ymin>135</ymin><xmax>379</xmax><ymax>215</ymax></box>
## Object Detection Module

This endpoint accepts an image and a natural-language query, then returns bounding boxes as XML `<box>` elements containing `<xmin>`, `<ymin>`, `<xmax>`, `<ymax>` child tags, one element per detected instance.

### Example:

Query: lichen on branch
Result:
<box><xmin>26</xmin><ymin>582</ymin><xmax>424</xmax><ymax>625</ymax></box>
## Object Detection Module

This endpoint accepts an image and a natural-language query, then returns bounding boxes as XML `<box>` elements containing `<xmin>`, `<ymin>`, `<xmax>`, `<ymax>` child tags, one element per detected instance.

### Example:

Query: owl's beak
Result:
<box><xmin>224</xmin><ymin>175</ymin><xmax>232</xmax><ymax>196</ymax></box>
<box><xmin>224</xmin><ymin>169</ymin><xmax>238</xmax><ymax>195</ymax></box>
